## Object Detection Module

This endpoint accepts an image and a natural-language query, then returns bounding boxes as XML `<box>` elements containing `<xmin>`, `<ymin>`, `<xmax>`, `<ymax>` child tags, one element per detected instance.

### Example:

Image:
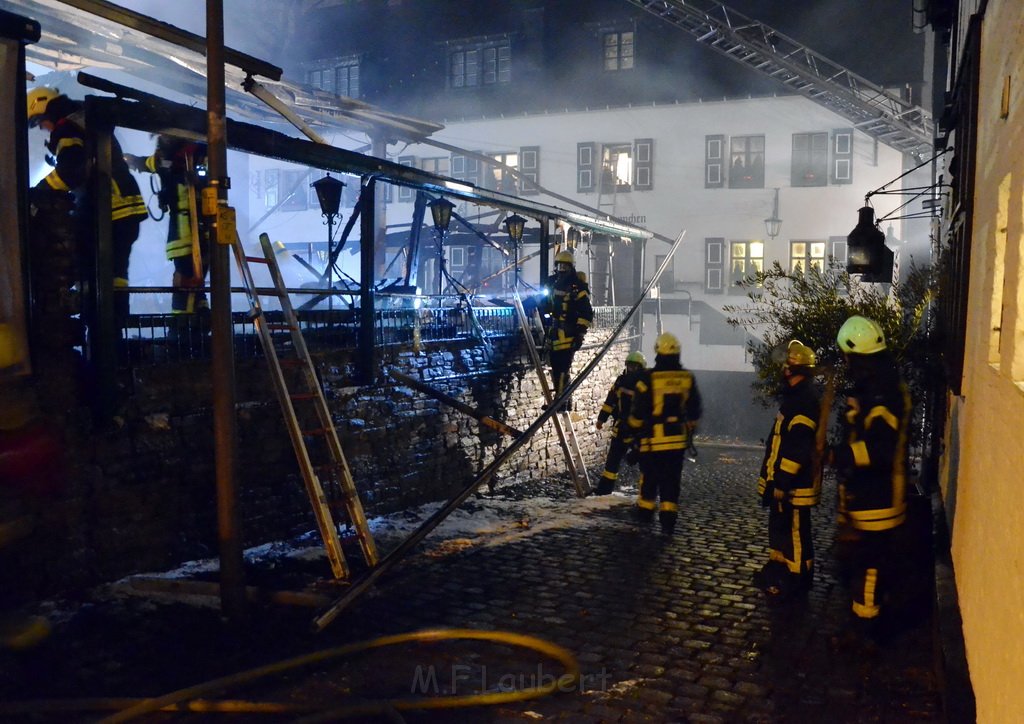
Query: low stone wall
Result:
<box><xmin>2</xmin><ymin>329</ymin><xmax>627</xmax><ymax>603</ymax></box>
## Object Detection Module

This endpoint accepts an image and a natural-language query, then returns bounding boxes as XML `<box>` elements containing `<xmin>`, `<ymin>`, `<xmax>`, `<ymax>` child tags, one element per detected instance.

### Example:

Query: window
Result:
<box><xmin>705</xmin><ymin>135</ymin><xmax>725</xmax><ymax>189</ymax></box>
<box><xmin>484</xmin><ymin>151</ymin><xmax>519</xmax><ymax>194</ymax></box>
<box><xmin>335</xmin><ymin>61</ymin><xmax>360</xmax><ymax>98</ymax></box>
<box><xmin>279</xmin><ymin>169</ymin><xmax>310</xmax><ymax>211</ymax></box>
<box><xmin>451</xmin><ymin>152</ymin><xmax>481</xmax><ymax>186</ymax></box>
<box><xmin>600</xmin><ymin>144</ymin><xmax>633</xmax><ymax>193</ymax></box>
<box><xmin>789</xmin><ymin>240</ymin><xmax>827</xmax><ymax>274</ymax></box>
<box><xmin>578</xmin><ymin>139</ymin><xmax>654</xmax><ymax>195</ymax></box>
<box><xmin>264</xmin><ymin>169</ymin><xmax>278</xmax><ymax>208</ymax></box>
<box><xmin>449</xmin><ymin>38</ymin><xmax>511</xmax><ymax>88</ymax></box>
<box><xmin>729</xmin><ymin>240</ymin><xmax>764</xmax><ymax>289</ymax></box>
<box><xmin>307</xmin><ymin>56</ymin><xmax>361</xmax><ymax>99</ymax></box>
<box><xmin>421</xmin><ymin>156</ymin><xmax>451</xmax><ymax>178</ymax></box>
<box><xmin>604</xmin><ymin>31</ymin><xmax>634</xmax><ymax>71</ymax></box>
<box><xmin>832</xmin><ymin>128</ymin><xmax>853</xmax><ymax>184</ymax></box>
<box><xmin>397</xmin><ymin>156</ymin><xmax>416</xmax><ymax>202</ymax></box>
<box><xmin>729</xmin><ymin>135</ymin><xmax>765</xmax><ymax>188</ymax></box>
<box><xmin>791</xmin><ymin>132</ymin><xmax>828</xmax><ymax>187</ymax></box>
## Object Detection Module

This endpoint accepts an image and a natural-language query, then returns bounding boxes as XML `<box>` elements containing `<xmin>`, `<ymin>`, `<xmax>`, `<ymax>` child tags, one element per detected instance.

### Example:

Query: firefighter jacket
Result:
<box><xmin>542</xmin><ymin>270</ymin><xmax>593</xmax><ymax>351</ymax></box>
<box><xmin>597</xmin><ymin>368</ymin><xmax>644</xmax><ymax>440</ymax></box>
<box><xmin>627</xmin><ymin>357</ymin><xmax>702</xmax><ymax>453</ymax></box>
<box><xmin>832</xmin><ymin>367</ymin><xmax>912</xmax><ymax>532</ymax></box>
<box><xmin>757</xmin><ymin>376</ymin><xmax>822</xmax><ymax>507</ymax></box>
<box><xmin>38</xmin><ymin>100</ymin><xmax>146</xmax><ymax>224</ymax></box>
<box><xmin>142</xmin><ymin>141</ymin><xmax>209</xmax><ymax>260</ymax></box>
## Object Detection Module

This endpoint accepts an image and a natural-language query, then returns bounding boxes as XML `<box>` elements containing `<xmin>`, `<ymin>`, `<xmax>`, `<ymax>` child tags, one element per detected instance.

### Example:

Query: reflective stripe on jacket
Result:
<box><xmin>834</xmin><ymin>378</ymin><xmax>912</xmax><ymax>531</ymax></box>
<box><xmin>757</xmin><ymin>376</ymin><xmax>822</xmax><ymax>507</ymax></box>
<box><xmin>628</xmin><ymin>361</ymin><xmax>702</xmax><ymax>453</ymax></box>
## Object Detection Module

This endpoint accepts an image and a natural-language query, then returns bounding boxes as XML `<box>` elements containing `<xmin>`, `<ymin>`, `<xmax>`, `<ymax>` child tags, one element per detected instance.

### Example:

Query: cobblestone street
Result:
<box><xmin>0</xmin><ymin>444</ymin><xmax>947</xmax><ymax>722</ymax></box>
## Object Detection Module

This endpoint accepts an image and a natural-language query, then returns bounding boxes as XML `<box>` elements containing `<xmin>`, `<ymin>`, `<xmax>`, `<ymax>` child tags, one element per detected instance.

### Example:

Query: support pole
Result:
<box><xmin>206</xmin><ymin>0</ymin><xmax>245</xmax><ymax>619</ymax></box>
<box><xmin>313</xmin><ymin>230</ymin><xmax>687</xmax><ymax>630</ymax></box>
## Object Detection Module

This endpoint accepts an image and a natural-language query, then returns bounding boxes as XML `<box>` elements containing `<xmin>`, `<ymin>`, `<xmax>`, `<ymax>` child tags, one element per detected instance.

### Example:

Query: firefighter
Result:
<box><xmin>829</xmin><ymin>315</ymin><xmax>911</xmax><ymax>639</ymax></box>
<box><xmin>594</xmin><ymin>350</ymin><xmax>646</xmax><ymax>495</ymax></box>
<box><xmin>125</xmin><ymin>135</ymin><xmax>211</xmax><ymax>320</ymax></box>
<box><xmin>27</xmin><ymin>87</ymin><xmax>147</xmax><ymax>327</ymax></box>
<box><xmin>754</xmin><ymin>340</ymin><xmax>822</xmax><ymax>599</ymax></box>
<box><xmin>540</xmin><ymin>249</ymin><xmax>593</xmax><ymax>411</ymax></box>
<box><xmin>627</xmin><ymin>332</ymin><xmax>702</xmax><ymax>535</ymax></box>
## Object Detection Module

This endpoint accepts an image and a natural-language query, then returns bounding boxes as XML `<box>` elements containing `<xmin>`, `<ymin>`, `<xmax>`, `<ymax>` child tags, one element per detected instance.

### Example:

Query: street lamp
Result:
<box><xmin>503</xmin><ymin>213</ymin><xmax>527</xmax><ymax>289</ymax></box>
<box><xmin>311</xmin><ymin>174</ymin><xmax>345</xmax><ymax>308</ymax></box>
<box><xmin>846</xmin><ymin>204</ymin><xmax>893</xmax><ymax>283</ymax></box>
<box><xmin>428</xmin><ymin>197</ymin><xmax>456</xmax><ymax>296</ymax></box>
<box><xmin>764</xmin><ymin>187</ymin><xmax>782</xmax><ymax>239</ymax></box>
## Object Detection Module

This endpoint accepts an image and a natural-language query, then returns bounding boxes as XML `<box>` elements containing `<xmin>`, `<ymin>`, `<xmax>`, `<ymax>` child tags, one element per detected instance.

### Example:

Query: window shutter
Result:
<box><xmin>451</xmin><ymin>152</ymin><xmax>482</xmax><ymax>186</ymax></box>
<box><xmin>397</xmin><ymin>156</ymin><xmax>416</xmax><ymax>202</ymax></box>
<box><xmin>577</xmin><ymin>142</ymin><xmax>597</xmax><ymax>192</ymax></box>
<box><xmin>634</xmin><ymin>138</ymin><xmax>653</xmax><ymax>190</ymax></box>
<box><xmin>705</xmin><ymin>237</ymin><xmax>725</xmax><ymax>294</ymax></box>
<box><xmin>832</xmin><ymin>128</ymin><xmax>853</xmax><ymax>184</ymax></box>
<box><xmin>705</xmin><ymin>135</ymin><xmax>724</xmax><ymax>189</ymax></box>
<box><xmin>828</xmin><ymin>235</ymin><xmax>848</xmax><ymax>265</ymax></box>
<box><xmin>519</xmin><ymin>145</ymin><xmax>540</xmax><ymax>196</ymax></box>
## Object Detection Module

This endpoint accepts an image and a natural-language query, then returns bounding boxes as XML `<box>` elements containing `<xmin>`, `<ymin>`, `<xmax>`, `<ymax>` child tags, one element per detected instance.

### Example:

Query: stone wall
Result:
<box><xmin>2</xmin><ymin>329</ymin><xmax>627</xmax><ymax>603</ymax></box>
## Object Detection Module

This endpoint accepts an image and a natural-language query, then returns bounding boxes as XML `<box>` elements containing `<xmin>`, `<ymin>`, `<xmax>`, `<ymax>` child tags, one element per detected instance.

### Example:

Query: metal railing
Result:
<box><xmin>118</xmin><ymin>288</ymin><xmax>632</xmax><ymax>367</ymax></box>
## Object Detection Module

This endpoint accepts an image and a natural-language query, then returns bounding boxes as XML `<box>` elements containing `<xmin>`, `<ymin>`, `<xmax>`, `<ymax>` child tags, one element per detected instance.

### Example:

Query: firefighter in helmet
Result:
<box><xmin>829</xmin><ymin>315</ymin><xmax>911</xmax><ymax>638</ymax></box>
<box><xmin>594</xmin><ymin>350</ymin><xmax>646</xmax><ymax>495</ymax></box>
<box><xmin>541</xmin><ymin>249</ymin><xmax>593</xmax><ymax>410</ymax></box>
<box><xmin>27</xmin><ymin>87</ymin><xmax>148</xmax><ymax>326</ymax></box>
<box><xmin>125</xmin><ymin>135</ymin><xmax>211</xmax><ymax>320</ymax></box>
<box><xmin>627</xmin><ymin>332</ymin><xmax>702</xmax><ymax>534</ymax></box>
<box><xmin>754</xmin><ymin>339</ymin><xmax>822</xmax><ymax>599</ymax></box>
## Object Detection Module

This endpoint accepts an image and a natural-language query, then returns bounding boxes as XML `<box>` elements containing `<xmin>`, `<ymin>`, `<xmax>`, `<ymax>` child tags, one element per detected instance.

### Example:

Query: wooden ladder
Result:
<box><xmin>230</xmin><ymin>232</ymin><xmax>378</xmax><ymax>579</ymax></box>
<box><xmin>512</xmin><ymin>290</ymin><xmax>591</xmax><ymax>497</ymax></box>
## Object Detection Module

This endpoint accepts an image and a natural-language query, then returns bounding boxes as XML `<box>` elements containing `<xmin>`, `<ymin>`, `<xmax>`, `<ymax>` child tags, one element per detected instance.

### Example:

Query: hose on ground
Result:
<box><xmin>91</xmin><ymin>628</ymin><xmax>579</xmax><ymax>722</ymax></box>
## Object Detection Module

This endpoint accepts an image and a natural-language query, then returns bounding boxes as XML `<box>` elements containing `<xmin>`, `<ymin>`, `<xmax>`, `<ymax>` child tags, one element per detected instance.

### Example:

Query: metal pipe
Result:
<box><xmin>313</xmin><ymin>230</ymin><xmax>687</xmax><ymax>630</ymax></box>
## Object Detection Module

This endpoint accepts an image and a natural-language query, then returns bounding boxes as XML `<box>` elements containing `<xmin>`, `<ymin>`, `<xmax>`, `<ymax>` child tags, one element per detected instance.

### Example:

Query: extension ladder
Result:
<box><xmin>230</xmin><ymin>232</ymin><xmax>379</xmax><ymax>579</ymax></box>
<box><xmin>512</xmin><ymin>290</ymin><xmax>591</xmax><ymax>497</ymax></box>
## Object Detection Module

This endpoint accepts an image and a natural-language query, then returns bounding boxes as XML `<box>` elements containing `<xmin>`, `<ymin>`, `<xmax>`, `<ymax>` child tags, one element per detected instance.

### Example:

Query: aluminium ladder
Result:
<box><xmin>512</xmin><ymin>290</ymin><xmax>591</xmax><ymax>497</ymax></box>
<box><xmin>230</xmin><ymin>232</ymin><xmax>378</xmax><ymax>580</ymax></box>
<box><xmin>624</xmin><ymin>0</ymin><xmax>934</xmax><ymax>157</ymax></box>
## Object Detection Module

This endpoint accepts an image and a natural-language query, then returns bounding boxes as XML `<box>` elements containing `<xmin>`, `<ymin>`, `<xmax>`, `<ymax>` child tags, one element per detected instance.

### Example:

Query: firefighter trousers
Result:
<box><xmin>763</xmin><ymin>501</ymin><xmax>814</xmax><ymax>593</ymax></box>
<box><xmin>596</xmin><ymin>435</ymin><xmax>632</xmax><ymax>494</ymax></box>
<box><xmin>637</xmin><ymin>448</ymin><xmax>685</xmax><ymax>532</ymax></box>
<box><xmin>848</xmin><ymin>527</ymin><xmax>901</xmax><ymax>621</ymax></box>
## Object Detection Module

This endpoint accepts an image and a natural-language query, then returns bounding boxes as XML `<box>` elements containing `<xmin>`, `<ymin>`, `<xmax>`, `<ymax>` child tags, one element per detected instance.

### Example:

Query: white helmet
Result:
<box><xmin>837</xmin><ymin>315</ymin><xmax>886</xmax><ymax>354</ymax></box>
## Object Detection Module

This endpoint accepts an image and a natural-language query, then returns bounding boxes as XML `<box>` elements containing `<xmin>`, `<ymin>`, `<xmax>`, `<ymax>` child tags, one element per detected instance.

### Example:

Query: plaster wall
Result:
<box><xmin>947</xmin><ymin>2</ymin><xmax>1024</xmax><ymax>718</ymax></box>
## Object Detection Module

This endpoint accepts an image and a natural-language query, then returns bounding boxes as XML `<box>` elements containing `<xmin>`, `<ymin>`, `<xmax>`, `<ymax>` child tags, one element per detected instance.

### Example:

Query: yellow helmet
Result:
<box><xmin>27</xmin><ymin>86</ymin><xmax>60</xmax><ymax>126</ymax></box>
<box><xmin>785</xmin><ymin>339</ymin><xmax>816</xmax><ymax>367</ymax></box>
<box><xmin>554</xmin><ymin>250</ymin><xmax>574</xmax><ymax>266</ymax></box>
<box><xmin>837</xmin><ymin>315</ymin><xmax>886</xmax><ymax>354</ymax></box>
<box><xmin>0</xmin><ymin>323</ymin><xmax>26</xmax><ymax>369</ymax></box>
<box><xmin>655</xmin><ymin>332</ymin><xmax>680</xmax><ymax>356</ymax></box>
<box><xmin>625</xmin><ymin>351</ymin><xmax>646</xmax><ymax>366</ymax></box>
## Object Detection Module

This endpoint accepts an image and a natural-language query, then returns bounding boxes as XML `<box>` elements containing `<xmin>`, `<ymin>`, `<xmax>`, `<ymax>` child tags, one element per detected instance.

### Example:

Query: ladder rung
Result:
<box><xmin>303</xmin><ymin>428</ymin><xmax>328</xmax><ymax>437</ymax></box>
<box><xmin>267</xmin><ymin>323</ymin><xmax>297</xmax><ymax>331</ymax></box>
<box><xmin>291</xmin><ymin>392</ymin><xmax>317</xmax><ymax>401</ymax></box>
<box><xmin>245</xmin><ymin>255</ymin><xmax>270</xmax><ymax>264</ymax></box>
<box><xmin>278</xmin><ymin>358</ymin><xmax>303</xmax><ymax>368</ymax></box>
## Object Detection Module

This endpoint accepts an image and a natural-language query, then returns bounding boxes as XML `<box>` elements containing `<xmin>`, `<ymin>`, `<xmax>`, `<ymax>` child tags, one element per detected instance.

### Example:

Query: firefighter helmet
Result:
<box><xmin>785</xmin><ymin>339</ymin><xmax>816</xmax><ymax>367</ymax></box>
<box><xmin>625</xmin><ymin>351</ymin><xmax>646</xmax><ymax>367</ymax></box>
<box><xmin>554</xmin><ymin>250</ymin><xmax>575</xmax><ymax>266</ymax></box>
<box><xmin>27</xmin><ymin>86</ymin><xmax>61</xmax><ymax>126</ymax></box>
<box><xmin>655</xmin><ymin>332</ymin><xmax>680</xmax><ymax>356</ymax></box>
<box><xmin>836</xmin><ymin>315</ymin><xmax>886</xmax><ymax>354</ymax></box>
<box><xmin>0</xmin><ymin>323</ymin><xmax>25</xmax><ymax>369</ymax></box>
